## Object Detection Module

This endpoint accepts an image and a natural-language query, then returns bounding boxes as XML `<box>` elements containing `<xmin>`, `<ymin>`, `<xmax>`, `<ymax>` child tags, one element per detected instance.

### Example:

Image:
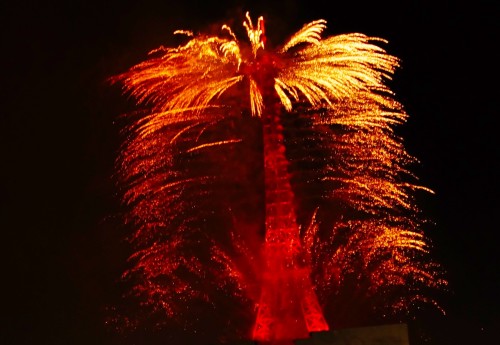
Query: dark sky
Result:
<box><xmin>2</xmin><ymin>1</ymin><xmax>498</xmax><ymax>344</ymax></box>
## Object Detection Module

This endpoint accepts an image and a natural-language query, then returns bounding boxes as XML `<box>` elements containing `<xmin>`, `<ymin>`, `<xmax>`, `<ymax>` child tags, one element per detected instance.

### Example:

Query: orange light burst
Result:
<box><xmin>112</xmin><ymin>12</ymin><xmax>446</xmax><ymax>344</ymax></box>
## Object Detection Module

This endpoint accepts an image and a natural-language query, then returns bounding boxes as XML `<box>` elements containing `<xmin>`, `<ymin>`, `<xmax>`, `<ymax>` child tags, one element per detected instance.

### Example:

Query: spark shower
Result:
<box><xmin>112</xmin><ymin>12</ymin><xmax>445</xmax><ymax>344</ymax></box>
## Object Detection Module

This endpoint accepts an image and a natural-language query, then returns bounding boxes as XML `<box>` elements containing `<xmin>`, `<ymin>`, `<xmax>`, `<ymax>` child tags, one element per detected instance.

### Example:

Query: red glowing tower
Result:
<box><xmin>253</xmin><ymin>112</ymin><xmax>330</xmax><ymax>342</ymax></box>
<box><xmin>248</xmin><ymin>43</ymin><xmax>329</xmax><ymax>341</ymax></box>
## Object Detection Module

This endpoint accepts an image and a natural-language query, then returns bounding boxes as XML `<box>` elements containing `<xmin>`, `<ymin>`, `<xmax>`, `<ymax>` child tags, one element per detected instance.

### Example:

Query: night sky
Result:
<box><xmin>2</xmin><ymin>1</ymin><xmax>498</xmax><ymax>344</ymax></box>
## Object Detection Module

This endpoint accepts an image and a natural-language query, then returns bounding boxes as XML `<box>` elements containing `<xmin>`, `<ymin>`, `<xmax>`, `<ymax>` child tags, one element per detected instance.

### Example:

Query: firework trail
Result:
<box><xmin>112</xmin><ymin>12</ymin><xmax>445</xmax><ymax>344</ymax></box>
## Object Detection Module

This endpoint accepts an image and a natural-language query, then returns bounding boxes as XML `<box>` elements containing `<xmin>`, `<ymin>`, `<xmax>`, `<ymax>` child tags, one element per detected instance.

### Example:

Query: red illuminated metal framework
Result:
<box><xmin>252</xmin><ymin>90</ymin><xmax>329</xmax><ymax>342</ymax></box>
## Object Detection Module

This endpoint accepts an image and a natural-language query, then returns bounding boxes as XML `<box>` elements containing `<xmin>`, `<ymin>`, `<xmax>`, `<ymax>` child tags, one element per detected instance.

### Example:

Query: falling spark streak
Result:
<box><xmin>112</xmin><ymin>11</ymin><xmax>446</xmax><ymax>344</ymax></box>
<box><xmin>186</xmin><ymin>139</ymin><xmax>243</xmax><ymax>153</ymax></box>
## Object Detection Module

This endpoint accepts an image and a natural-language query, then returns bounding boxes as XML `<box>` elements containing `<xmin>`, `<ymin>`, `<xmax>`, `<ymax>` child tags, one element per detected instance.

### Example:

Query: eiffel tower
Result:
<box><xmin>251</xmin><ymin>86</ymin><xmax>329</xmax><ymax>343</ymax></box>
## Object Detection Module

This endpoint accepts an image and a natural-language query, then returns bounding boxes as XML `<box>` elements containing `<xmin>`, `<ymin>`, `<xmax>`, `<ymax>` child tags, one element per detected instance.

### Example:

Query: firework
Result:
<box><xmin>112</xmin><ymin>12</ymin><xmax>445</xmax><ymax>344</ymax></box>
